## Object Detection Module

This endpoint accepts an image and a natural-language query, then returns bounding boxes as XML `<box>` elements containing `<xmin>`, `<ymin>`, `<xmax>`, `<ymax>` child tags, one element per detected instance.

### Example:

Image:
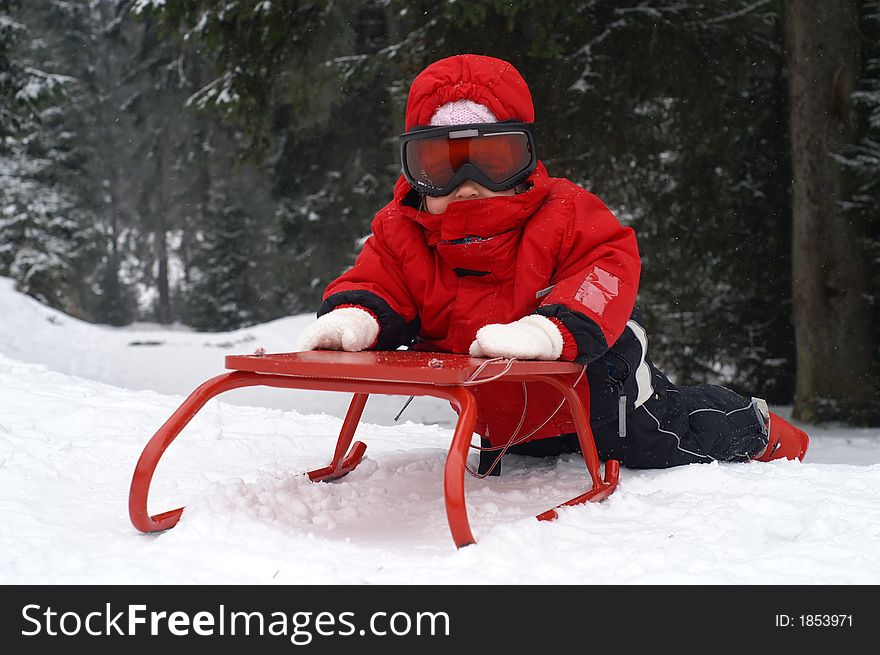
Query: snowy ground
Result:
<box><xmin>1</xmin><ymin>276</ymin><xmax>879</xmax><ymax>584</ymax></box>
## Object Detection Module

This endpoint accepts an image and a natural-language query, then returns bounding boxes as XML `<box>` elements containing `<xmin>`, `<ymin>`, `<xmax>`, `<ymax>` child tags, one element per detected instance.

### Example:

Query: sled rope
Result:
<box><xmin>394</xmin><ymin>357</ymin><xmax>518</xmax><ymax>422</ymax></box>
<box><xmin>467</xmin><ymin>364</ymin><xmax>588</xmax><ymax>479</ymax></box>
<box><xmin>461</xmin><ymin>356</ymin><xmax>518</xmax><ymax>386</ymax></box>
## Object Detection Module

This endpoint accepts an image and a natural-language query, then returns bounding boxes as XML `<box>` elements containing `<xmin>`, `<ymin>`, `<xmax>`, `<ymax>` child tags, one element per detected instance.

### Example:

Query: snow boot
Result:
<box><xmin>478</xmin><ymin>437</ymin><xmax>502</xmax><ymax>476</ymax></box>
<box><xmin>754</xmin><ymin>412</ymin><xmax>810</xmax><ymax>462</ymax></box>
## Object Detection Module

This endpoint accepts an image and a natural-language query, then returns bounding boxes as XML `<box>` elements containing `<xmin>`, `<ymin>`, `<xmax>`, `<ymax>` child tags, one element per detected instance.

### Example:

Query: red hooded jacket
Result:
<box><xmin>319</xmin><ymin>55</ymin><xmax>641</xmax><ymax>445</ymax></box>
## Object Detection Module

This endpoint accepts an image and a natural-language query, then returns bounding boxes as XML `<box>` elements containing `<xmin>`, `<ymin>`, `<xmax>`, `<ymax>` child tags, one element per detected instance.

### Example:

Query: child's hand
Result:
<box><xmin>468</xmin><ymin>315</ymin><xmax>563</xmax><ymax>360</ymax></box>
<box><xmin>295</xmin><ymin>307</ymin><xmax>379</xmax><ymax>352</ymax></box>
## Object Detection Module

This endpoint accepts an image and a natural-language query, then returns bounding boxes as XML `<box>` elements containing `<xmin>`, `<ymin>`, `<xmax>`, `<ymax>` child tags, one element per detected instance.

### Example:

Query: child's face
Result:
<box><xmin>424</xmin><ymin>180</ymin><xmax>516</xmax><ymax>214</ymax></box>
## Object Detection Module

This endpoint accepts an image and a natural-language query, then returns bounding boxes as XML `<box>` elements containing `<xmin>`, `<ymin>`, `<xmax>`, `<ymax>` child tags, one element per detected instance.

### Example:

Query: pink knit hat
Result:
<box><xmin>430</xmin><ymin>100</ymin><xmax>498</xmax><ymax>126</ymax></box>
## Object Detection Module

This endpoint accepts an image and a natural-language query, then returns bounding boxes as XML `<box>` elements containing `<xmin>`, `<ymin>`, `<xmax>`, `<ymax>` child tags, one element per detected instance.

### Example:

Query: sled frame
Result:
<box><xmin>128</xmin><ymin>351</ymin><xmax>620</xmax><ymax>548</ymax></box>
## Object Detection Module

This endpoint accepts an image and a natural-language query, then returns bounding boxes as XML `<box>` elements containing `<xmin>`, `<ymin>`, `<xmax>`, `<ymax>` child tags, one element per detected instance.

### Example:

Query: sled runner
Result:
<box><xmin>128</xmin><ymin>350</ymin><xmax>619</xmax><ymax>548</ymax></box>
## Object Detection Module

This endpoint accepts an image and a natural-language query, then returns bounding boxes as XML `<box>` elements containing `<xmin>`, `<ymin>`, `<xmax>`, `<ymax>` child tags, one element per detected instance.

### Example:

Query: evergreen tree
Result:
<box><xmin>65</xmin><ymin>1</ymin><xmax>282</xmax><ymax>328</ymax></box>
<box><xmin>186</xmin><ymin>195</ymin><xmax>254</xmax><ymax>331</ymax></box>
<box><xmin>134</xmin><ymin>0</ymin><xmax>388</xmax><ymax>315</ymax></box>
<box><xmin>181</xmin><ymin>122</ymin><xmax>284</xmax><ymax>331</ymax></box>
<box><xmin>0</xmin><ymin>0</ymin><xmax>98</xmax><ymax>316</ymax></box>
<box><xmin>70</xmin><ymin>0</ymin><xmax>140</xmax><ymax>326</ymax></box>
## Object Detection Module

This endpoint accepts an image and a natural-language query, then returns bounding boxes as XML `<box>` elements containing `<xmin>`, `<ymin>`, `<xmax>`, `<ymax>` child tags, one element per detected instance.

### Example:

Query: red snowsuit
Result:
<box><xmin>319</xmin><ymin>55</ymin><xmax>641</xmax><ymax>447</ymax></box>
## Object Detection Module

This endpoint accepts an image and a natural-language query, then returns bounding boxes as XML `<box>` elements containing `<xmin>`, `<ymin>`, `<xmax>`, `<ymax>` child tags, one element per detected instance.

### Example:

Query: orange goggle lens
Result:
<box><xmin>404</xmin><ymin>131</ymin><xmax>532</xmax><ymax>192</ymax></box>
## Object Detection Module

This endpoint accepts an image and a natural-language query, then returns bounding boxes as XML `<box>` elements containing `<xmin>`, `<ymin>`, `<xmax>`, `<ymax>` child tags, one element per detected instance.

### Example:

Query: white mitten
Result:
<box><xmin>295</xmin><ymin>307</ymin><xmax>379</xmax><ymax>352</ymax></box>
<box><xmin>468</xmin><ymin>314</ymin><xmax>563</xmax><ymax>360</ymax></box>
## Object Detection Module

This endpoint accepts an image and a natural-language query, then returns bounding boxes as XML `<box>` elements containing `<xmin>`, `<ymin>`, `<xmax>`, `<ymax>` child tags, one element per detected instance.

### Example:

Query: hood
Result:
<box><xmin>404</xmin><ymin>54</ymin><xmax>535</xmax><ymax>130</ymax></box>
<box><xmin>395</xmin><ymin>54</ymin><xmax>546</xmax><ymax>277</ymax></box>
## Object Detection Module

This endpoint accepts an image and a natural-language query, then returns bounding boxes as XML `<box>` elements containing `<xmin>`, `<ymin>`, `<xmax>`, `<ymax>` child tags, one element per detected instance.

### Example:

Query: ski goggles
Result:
<box><xmin>399</xmin><ymin>121</ymin><xmax>537</xmax><ymax>197</ymax></box>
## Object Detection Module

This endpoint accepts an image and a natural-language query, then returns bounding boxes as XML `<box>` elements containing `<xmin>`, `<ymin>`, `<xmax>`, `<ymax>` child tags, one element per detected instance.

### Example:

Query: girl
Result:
<box><xmin>296</xmin><ymin>54</ymin><xmax>808</xmax><ymax>472</ymax></box>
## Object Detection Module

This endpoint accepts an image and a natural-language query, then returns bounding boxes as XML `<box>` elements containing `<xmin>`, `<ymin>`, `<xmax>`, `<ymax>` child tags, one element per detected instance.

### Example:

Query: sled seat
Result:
<box><xmin>128</xmin><ymin>350</ymin><xmax>619</xmax><ymax>548</ymax></box>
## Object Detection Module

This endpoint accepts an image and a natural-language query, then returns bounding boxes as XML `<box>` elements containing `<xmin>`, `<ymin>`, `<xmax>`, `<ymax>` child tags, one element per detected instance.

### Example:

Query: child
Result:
<box><xmin>296</xmin><ymin>54</ymin><xmax>809</xmax><ymax>472</ymax></box>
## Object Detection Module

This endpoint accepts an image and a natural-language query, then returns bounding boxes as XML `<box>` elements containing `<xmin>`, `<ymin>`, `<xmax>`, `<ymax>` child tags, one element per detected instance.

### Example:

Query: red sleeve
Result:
<box><xmin>548</xmin><ymin>317</ymin><xmax>579</xmax><ymax>361</ymax></box>
<box><xmin>535</xmin><ymin>191</ymin><xmax>640</xmax><ymax>363</ymax></box>
<box><xmin>319</xmin><ymin>212</ymin><xmax>421</xmax><ymax>350</ymax></box>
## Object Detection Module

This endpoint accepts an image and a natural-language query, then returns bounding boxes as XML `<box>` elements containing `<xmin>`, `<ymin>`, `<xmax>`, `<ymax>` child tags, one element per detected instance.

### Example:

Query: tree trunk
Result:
<box><xmin>155</xmin><ymin>227</ymin><xmax>171</xmax><ymax>324</ymax></box>
<box><xmin>154</xmin><ymin>134</ymin><xmax>171</xmax><ymax>325</ymax></box>
<box><xmin>787</xmin><ymin>0</ymin><xmax>880</xmax><ymax>424</ymax></box>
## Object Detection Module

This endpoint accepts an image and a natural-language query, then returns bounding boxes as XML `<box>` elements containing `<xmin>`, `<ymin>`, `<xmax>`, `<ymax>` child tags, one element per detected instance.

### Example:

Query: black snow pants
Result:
<box><xmin>499</xmin><ymin>306</ymin><xmax>770</xmax><ymax>470</ymax></box>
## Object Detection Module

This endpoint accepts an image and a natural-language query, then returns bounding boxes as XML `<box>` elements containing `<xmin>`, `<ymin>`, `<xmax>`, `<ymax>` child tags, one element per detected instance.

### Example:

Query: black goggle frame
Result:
<box><xmin>399</xmin><ymin>121</ymin><xmax>538</xmax><ymax>197</ymax></box>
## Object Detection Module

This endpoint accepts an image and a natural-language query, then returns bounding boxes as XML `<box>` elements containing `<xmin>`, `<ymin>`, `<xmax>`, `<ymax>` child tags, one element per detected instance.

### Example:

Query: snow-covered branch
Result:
<box><xmin>14</xmin><ymin>68</ymin><xmax>76</xmax><ymax>103</ymax></box>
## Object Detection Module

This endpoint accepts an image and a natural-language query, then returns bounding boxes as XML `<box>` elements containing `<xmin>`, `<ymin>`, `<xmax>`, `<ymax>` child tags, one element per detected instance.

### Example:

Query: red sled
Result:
<box><xmin>128</xmin><ymin>351</ymin><xmax>620</xmax><ymax>548</ymax></box>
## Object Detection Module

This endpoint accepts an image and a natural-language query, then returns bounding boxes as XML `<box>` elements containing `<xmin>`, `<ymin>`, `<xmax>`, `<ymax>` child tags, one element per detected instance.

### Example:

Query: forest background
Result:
<box><xmin>2</xmin><ymin>0</ymin><xmax>879</xmax><ymax>425</ymax></box>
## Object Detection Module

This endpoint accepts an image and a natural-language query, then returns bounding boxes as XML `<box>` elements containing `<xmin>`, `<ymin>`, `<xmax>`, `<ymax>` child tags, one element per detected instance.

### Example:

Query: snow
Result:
<box><xmin>1</xmin><ymin>275</ymin><xmax>879</xmax><ymax>584</ymax></box>
<box><xmin>132</xmin><ymin>0</ymin><xmax>166</xmax><ymax>14</ymax></box>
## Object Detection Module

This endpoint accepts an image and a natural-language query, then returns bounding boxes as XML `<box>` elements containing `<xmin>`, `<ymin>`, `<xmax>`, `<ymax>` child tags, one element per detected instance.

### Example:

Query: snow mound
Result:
<box><xmin>1</xmin><ymin>277</ymin><xmax>880</xmax><ymax>583</ymax></box>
